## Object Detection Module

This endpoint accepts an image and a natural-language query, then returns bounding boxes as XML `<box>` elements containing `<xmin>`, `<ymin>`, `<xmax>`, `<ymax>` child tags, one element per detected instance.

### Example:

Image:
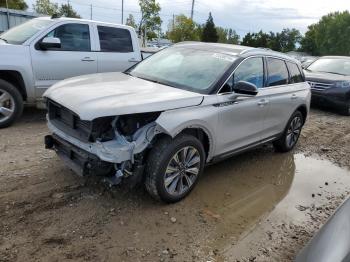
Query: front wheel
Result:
<box><xmin>0</xmin><ymin>80</ymin><xmax>23</xmax><ymax>128</ymax></box>
<box><xmin>273</xmin><ymin>111</ymin><xmax>304</xmax><ymax>152</ymax></box>
<box><xmin>145</xmin><ymin>134</ymin><xmax>205</xmax><ymax>203</ymax></box>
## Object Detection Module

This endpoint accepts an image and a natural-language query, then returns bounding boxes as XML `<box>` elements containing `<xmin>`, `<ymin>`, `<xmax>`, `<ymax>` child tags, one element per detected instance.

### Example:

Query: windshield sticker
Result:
<box><xmin>212</xmin><ymin>53</ymin><xmax>235</xmax><ymax>62</ymax></box>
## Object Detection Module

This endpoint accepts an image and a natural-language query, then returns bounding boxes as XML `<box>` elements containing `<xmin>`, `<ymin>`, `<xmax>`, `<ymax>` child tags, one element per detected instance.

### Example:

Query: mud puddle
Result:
<box><xmin>188</xmin><ymin>152</ymin><xmax>350</xmax><ymax>261</ymax></box>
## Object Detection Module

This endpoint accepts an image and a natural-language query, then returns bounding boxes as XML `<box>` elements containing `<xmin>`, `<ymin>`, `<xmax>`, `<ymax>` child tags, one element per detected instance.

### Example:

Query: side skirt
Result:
<box><xmin>207</xmin><ymin>134</ymin><xmax>281</xmax><ymax>165</ymax></box>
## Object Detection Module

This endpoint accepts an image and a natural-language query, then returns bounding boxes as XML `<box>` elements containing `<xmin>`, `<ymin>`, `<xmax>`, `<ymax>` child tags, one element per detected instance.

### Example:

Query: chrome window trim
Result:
<box><xmin>217</xmin><ymin>54</ymin><xmax>303</xmax><ymax>95</ymax></box>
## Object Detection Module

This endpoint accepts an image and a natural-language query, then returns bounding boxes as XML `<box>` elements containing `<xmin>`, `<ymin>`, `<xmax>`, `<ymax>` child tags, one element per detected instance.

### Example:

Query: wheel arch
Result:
<box><xmin>153</xmin><ymin>122</ymin><xmax>215</xmax><ymax>162</ymax></box>
<box><xmin>295</xmin><ymin>104</ymin><xmax>308</xmax><ymax>125</ymax></box>
<box><xmin>0</xmin><ymin>70</ymin><xmax>27</xmax><ymax>101</ymax></box>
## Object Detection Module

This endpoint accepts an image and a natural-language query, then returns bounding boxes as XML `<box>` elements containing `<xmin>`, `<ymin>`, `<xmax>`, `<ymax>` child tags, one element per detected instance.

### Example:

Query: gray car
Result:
<box><xmin>44</xmin><ymin>42</ymin><xmax>311</xmax><ymax>203</ymax></box>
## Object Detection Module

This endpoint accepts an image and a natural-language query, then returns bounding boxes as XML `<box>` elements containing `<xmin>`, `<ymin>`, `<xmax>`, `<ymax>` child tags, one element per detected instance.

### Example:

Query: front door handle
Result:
<box><xmin>81</xmin><ymin>57</ymin><xmax>95</xmax><ymax>62</ymax></box>
<box><xmin>258</xmin><ymin>99</ymin><xmax>269</xmax><ymax>106</ymax></box>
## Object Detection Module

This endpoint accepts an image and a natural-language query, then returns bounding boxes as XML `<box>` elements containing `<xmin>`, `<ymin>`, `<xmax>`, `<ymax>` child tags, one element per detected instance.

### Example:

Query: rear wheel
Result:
<box><xmin>0</xmin><ymin>80</ymin><xmax>23</xmax><ymax>128</ymax></box>
<box><xmin>273</xmin><ymin>111</ymin><xmax>304</xmax><ymax>152</ymax></box>
<box><xmin>145</xmin><ymin>134</ymin><xmax>205</xmax><ymax>203</ymax></box>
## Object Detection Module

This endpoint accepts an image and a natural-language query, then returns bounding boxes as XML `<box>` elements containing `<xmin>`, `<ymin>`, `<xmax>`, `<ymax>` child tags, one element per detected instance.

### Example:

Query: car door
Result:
<box><xmin>30</xmin><ymin>22</ymin><xmax>97</xmax><ymax>97</ymax></box>
<box><xmin>94</xmin><ymin>25</ymin><xmax>142</xmax><ymax>73</ymax></box>
<box><xmin>215</xmin><ymin>57</ymin><xmax>271</xmax><ymax>156</ymax></box>
<box><xmin>261</xmin><ymin>57</ymin><xmax>297</xmax><ymax>139</ymax></box>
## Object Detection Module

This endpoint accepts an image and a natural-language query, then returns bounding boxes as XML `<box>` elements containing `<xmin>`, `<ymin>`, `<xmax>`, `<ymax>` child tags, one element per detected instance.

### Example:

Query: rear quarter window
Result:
<box><xmin>97</xmin><ymin>26</ymin><xmax>133</xmax><ymax>53</ymax></box>
<box><xmin>267</xmin><ymin>58</ymin><xmax>289</xmax><ymax>87</ymax></box>
<box><xmin>287</xmin><ymin>62</ymin><xmax>304</xmax><ymax>83</ymax></box>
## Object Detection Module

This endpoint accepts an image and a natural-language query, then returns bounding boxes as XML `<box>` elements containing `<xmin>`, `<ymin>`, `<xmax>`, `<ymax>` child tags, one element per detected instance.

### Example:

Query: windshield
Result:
<box><xmin>129</xmin><ymin>47</ymin><xmax>236</xmax><ymax>94</ymax></box>
<box><xmin>0</xmin><ymin>19</ymin><xmax>54</xmax><ymax>45</ymax></box>
<box><xmin>307</xmin><ymin>58</ymin><xmax>350</xmax><ymax>76</ymax></box>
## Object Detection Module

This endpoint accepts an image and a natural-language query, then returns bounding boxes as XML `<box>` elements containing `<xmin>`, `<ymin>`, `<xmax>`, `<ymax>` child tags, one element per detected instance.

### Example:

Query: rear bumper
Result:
<box><xmin>45</xmin><ymin>134</ymin><xmax>113</xmax><ymax>177</ymax></box>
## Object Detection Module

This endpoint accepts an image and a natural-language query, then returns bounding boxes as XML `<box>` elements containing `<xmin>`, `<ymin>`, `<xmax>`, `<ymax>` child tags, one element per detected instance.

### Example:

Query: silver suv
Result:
<box><xmin>44</xmin><ymin>42</ymin><xmax>311</xmax><ymax>203</ymax></box>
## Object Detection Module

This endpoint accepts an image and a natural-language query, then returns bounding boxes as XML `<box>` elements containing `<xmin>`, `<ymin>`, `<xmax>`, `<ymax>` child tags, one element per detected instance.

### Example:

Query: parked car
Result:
<box><xmin>296</xmin><ymin>197</ymin><xmax>350</xmax><ymax>262</ymax></box>
<box><xmin>44</xmin><ymin>42</ymin><xmax>311</xmax><ymax>203</ymax></box>
<box><xmin>304</xmin><ymin>56</ymin><xmax>350</xmax><ymax>115</ymax></box>
<box><xmin>0</xmin><ymin>17</ymin><xmax>143</xmax><ymax>128</ymax></box>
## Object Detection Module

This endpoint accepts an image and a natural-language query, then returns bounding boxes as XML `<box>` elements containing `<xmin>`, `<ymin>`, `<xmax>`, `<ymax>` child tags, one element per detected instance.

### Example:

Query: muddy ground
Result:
<box><xmin>0</xmin><ymin>108</ymin><xmax>349</xmax><ymax>262</ymax></box>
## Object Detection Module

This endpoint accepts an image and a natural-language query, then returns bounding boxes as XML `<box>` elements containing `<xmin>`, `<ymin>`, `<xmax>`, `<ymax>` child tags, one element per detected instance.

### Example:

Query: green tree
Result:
<box><xmin>227</xmin><ymin>29</ymin><xmax>240</xmax><ymax>44</ymax></box>
<box><xmin>167</xmin><ymin>14</ymin><xmax>199</xmax><ymax>43</ymax></box>
<box><xmin>59</xmin><ymin>3</ymin><xmax>81</xmax><ymax>18</ymax></box>
<box><xmin>33</xmin><ymin>0</ymin><xmax>81</xmax><ymax>18</ymax></box>
<box><xmin>126</xmin><ymin>14</ymin><xmax>137</xmax><ymax>29</ymax></box>
<box><xmin>242</xmin><ymin>31</ymin><xmax>269</xmax><ymax>48</ymax></box>
<box><xmin>277</xmin><ymin>28</ymin><xmax>302</xmax><ymax>52</ymax></box>
<box><xmin>33</xmin><ymin>0</ymin><xmax>59</xmax><ymax>16</ymax></box>
<box><xmin>138</xmin><ymin>0</ymin><xmax>162</xmax><ymax>43</ymax></box>
<box><xmin>201</xmin><ymin>12</ymin><xmax>218</xmax><ymax>42</ymax></box>
<box><xmin>216</xmin><ymin>27</ymin><xmax>228</xmax><ymax>43</ymax></box>
<box><xmin>0</xmin><ymin>0</ymin><xmax>27</xmax><ymax>10</ymax></box>
<box><xmin>300</xmin><ymin>11</ymin><xmax>350</xmax><ymax>56</ymax></box>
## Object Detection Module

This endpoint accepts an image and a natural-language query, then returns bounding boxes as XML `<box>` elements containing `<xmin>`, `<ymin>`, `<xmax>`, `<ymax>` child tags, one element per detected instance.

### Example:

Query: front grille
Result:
<box><xmin>308</xmin><ymin>81</ymin><xmax>333</xmax><ymax>91</ymax></box>
<box><xmin>48</xmin><ymin>100</ymin><xmax>92</xmax><ymax>142</ymax></box>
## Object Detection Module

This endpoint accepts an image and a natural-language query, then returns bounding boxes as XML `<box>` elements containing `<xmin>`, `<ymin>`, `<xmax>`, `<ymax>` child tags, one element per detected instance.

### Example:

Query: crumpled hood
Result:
<box><xmin>44</xmin><ymin>72</ymin><xmax>204</xmax><ymax>120</ymax></box>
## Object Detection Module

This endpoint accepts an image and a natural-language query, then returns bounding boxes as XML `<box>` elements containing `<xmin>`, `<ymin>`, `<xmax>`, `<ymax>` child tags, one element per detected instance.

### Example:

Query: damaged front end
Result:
<box><xmin>45</xmin><ymin>106</ymin><xmax>164</xmax><ymax>187</ymax></box>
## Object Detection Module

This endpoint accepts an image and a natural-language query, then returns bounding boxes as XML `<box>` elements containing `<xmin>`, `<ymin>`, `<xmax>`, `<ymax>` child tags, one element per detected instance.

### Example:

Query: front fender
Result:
<box><xmin>155</xmin><ymin>102</ymin><xmax>218</xmax><ymax>161</ymax></box>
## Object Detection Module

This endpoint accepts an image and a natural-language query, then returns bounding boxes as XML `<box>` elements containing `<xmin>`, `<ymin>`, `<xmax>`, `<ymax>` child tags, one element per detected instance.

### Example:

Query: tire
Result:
<box><xmin>0</xmin><ymin>79</ymin><xmax>23</xmax><ymax>128</ymax></box>
<box><xmin>145</xmin><ymin>134</ymin><xmax>205</xmax><ymax>203</ymax></box>
<box><xmin>273</xmin><ymin>111</ymin><xmax>304</xmax><ymax>153</ymax></box>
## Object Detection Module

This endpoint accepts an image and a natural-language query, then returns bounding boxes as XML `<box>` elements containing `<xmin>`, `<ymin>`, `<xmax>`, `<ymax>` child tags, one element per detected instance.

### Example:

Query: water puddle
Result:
<box><xmin>182</xmin><ymin>150</ymin><xmax>350</xmax><ymax>257</ymax></box>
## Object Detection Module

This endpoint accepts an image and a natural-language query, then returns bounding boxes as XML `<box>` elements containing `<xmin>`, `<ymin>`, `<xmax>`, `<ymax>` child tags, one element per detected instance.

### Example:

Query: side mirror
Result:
<box><xmin>39</xmin><ymin>37</ymin><xmax>61</xmax><ymax>50</ymax></box>
<box><xmin>232</xmin><ymin>81</ymin><xmax>258</xmax><ymax>96</ymax></box>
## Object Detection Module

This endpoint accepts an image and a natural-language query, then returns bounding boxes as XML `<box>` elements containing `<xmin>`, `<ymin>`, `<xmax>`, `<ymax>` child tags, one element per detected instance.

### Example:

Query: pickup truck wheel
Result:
<box><xmin>0</xmin><ymin>80</ymin><xmax>23</xmax><ymax>128</ymax></box>
<box><xmin>145</xmin><ymin>134</ymin><xmax>205</xmax><ymax>203</ymax></box>
<box><xmin>273</xmin><ymin>111</ymin><xmax>304</xmax><ymax>153</ymax></box>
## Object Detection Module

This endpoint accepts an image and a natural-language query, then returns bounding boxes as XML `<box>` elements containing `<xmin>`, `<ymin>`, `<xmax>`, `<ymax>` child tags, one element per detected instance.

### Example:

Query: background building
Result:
<box><xmin>0</xmin><ymin>7</ymin><xmax>39</xmax><ymax>33</ymax></box>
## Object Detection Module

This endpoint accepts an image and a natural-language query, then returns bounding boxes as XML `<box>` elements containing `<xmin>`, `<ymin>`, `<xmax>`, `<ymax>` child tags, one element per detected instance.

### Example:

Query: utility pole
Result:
<box><xmin>172</xmin><ymin>14</ymin><xmax>175</xmax><ymax>30</ymax></box>
<box><xmin>190</xmin><ymin>0</ymin><xmax>195</xmax><ymax>20</ymax></box>
<box><xmin>121</xmin><ymin>0</ymin><xmax>124</xmax><ymax>24</ymax></box>
<box><xmin>90</xmin><ymin>4</ymin><xmax>92</xmax><ymax>20</ymax></box>
<box><xmin>5</xmin><ymin>0</ymin><xmax>10</xmax><ymax>30</ymax></box>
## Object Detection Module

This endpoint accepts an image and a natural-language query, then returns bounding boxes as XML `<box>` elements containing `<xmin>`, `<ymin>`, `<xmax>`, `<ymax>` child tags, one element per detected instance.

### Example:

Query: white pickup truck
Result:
<box><xmin>0</xmin><ymin>17</ymin><xmax>143</xmax><ymax>128</ymax></box>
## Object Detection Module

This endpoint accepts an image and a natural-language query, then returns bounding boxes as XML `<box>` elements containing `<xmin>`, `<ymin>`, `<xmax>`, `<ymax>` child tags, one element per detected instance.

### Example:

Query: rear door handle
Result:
<box><xmin>81</xmin><ymin>57</ymin><xmax>95</xmax><ymax>62</ymax></box>
<box><xmin>128</xmin><ymin>58</ymin><xmax>138</xmax><ymax>62</ymax></box>
<box><xmin>291</xmin><ymin>94</ymin><xmax>297</xmax><ymax>100</ymax></box>
<box><xmin>258</xmin><ymin>99</ymin><xmax>269</xmax><ymax>106</ymax></box>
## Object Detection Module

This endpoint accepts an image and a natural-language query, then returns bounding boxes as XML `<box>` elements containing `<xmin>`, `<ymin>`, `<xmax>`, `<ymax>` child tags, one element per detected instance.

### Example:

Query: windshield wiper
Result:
<box><xmin>0</xmin><ymin>37</ymin><xmax>8</xmax><ymax>43</ymax></box>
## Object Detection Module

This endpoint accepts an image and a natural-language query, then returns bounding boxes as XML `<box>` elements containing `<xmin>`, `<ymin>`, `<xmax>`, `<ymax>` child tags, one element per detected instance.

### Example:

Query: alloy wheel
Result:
<box><xmin>286</xmin><ymin>116</ymin><xmax>302</xmax><ymax>148</ymax></box>
<box><xmin>164</xmin><ymin>146</ymin><xmax>201</xmax><ymax>196</ymax></box>
<box><xmin>0</xmin><ymin>89</ymin><xmax>15</xmax><ymax>124</ymax></box>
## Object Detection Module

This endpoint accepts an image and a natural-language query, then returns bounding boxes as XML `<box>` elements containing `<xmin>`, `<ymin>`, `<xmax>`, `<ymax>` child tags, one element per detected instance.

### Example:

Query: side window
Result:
<box><xmin>267</xmin><ymin>58</ymin><xmax>289</xmax><ymax>86</ymax></box>
<box><xmin>45</xmin><ymin>23</ymin><xmax>91</xmax><ymax>51</ymax></box>
<box><xmin>97</xmin><ymin>26</ymin><xmax>133</xmax><ymax>52</ymax></box>
<box><xmin>287</xmin><ymin>62</ymin><xmax>304</xmax><ymax>83</ymax></box>
<box><xmin>220</xmin><ymin>57</ymin><xmax>264</xmax><ymax>93</ymax></box>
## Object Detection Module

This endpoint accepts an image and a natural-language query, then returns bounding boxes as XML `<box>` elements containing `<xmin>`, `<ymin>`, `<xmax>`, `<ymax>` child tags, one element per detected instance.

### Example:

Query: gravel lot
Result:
<box><xmin>0</xmin><ymin>108</ymin><xmax>349</xmax><ymax>262</ymax></box>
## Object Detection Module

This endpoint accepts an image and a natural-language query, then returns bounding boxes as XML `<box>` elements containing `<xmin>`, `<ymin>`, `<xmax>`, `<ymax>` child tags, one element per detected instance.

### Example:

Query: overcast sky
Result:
<box><xmin>26</xmin><ymin>0</ymin><xmax>349</xmax><ymax>37</ymax></box>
